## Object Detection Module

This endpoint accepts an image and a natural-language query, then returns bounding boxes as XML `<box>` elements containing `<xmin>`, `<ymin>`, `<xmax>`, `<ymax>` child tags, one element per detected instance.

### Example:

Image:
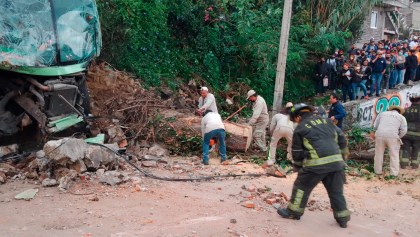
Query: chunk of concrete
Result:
<box><xmin>99</xmin><ymin>171</ymin><xmax>129</xmax><ymax>186</ymax></box>
<box><xmin>84</xmin><ymin>144</ymin><xmax>118</xmax><ymax>169</ymax></box>
<box><xmin>147</xmin><ymin>144</ymin><xmax>169</xmax><ymax>157</ymax></box>
<box><xmin>42</xmin><ymin>178</ymin><xmax>58</xmax><ymax>187</ymax></box>
<box><xmin>43</xmin><ymin>138</ymin><xmax>88</xmax><ymax>165</ymax></box>
<box><xmin>15</xmin><ymin>188</ymin><xmax>38</xmax><ymax>200</ymax></box>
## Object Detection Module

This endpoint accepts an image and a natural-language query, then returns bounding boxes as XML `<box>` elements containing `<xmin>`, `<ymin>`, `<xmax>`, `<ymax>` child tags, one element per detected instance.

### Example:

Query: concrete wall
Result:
<box><xmin>342</xmin><ymin>83</ymin><xmax>420</xmax><ymax>130</ymax></box>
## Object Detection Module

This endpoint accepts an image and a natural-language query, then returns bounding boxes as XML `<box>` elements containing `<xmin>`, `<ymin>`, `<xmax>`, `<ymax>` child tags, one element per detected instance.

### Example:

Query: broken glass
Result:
<box><xmin>0</xmin><ymin>0</ymin><xmax>101</xmax><ymax>69</ymax></box>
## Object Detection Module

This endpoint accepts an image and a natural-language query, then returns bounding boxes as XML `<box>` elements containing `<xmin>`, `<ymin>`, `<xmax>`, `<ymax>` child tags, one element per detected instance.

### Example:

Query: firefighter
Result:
<box><xmin>277</xmin><ymin>103</ymin><xmax>351</xmax><ymax>228</ymax></box>
<box><xmin>401</xmin><ymin>93</ymin><xmax>420</xmax><ymax>169</ymax></box>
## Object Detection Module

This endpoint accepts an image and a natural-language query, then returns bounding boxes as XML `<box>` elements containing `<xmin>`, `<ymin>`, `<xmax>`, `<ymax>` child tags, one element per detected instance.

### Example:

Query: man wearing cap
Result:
<box><xmin>247</xmin><ymin>90</ymin><xmax>269</xmax><ymax>152</ymax></box>
<box><xmin>197</xmin><ymin>87</ymin><xmax>218</xmax><ymax>115</ymax></box>
<box><xmin>401</xmin><ymin>93</ymin><xmax>420</xmax><ymax>169</ymax></box>
<box><xmin>372</xmin><ymin>106</ymin><xmax>407</xmax><ymax>177</ymax></box>
<box><xmin>266</xmin><ymin>102</ymin><xmax>295</xmax><ymax>166</ymax></box>
<box><xmin>277</xmin><ymin>103</ymin><xmax>350</xmax><ymax>228</ymax></box>
<box><xmin>201</xmin><ymin>110</ymin><xmax>226</xmax><ymax>165</ymax></box>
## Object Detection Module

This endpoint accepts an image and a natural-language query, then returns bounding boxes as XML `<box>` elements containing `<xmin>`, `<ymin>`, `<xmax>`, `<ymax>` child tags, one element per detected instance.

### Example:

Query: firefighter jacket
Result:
<box><xmin>292</xmin><ymin>113</ymin><xmax>347</xmax><ymax>174</ymax></box>
<box><xmin>404</xmin><ymin>103</ymin><xmax>420</xmax><ymax>139</ymax></box>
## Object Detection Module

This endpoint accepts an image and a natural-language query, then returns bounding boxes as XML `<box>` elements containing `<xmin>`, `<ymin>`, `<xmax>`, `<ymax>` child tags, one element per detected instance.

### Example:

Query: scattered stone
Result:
<box><xmin>84</xmin><ymin>144</ymin><xmax>118</xmax><ymax>169</ymax></box>
<box><xmin>58</xmin><ymin>170</ymin><xmax>77</xmax><ymax>191</ymax></box>
<box><xmin>265</xmin><ymin>198</ymin><xmax>277</xmax><ymax>205</ymax></box>
<box><xmin>130</xmin><ymin>176</ymin><xmax>142</xmax><ymax>185</ymax></box>
<box><xmin>99</xmin><ymin>171</ymin><xmax>129</xmax><ymax>186</ymax></box>
<box><xmin>44</xmin><ymin>138</ymin><xmax>88</xmax><ymax>165</ymax></box>
<box><xmin>42</xmin><ymin>178</ymin><xmax>58</xmax><ymax>187</ymax></box>
<box><xmin>247</xmin><ymin>185</ymin><xmax>256</xmax><ymax>193</ymax></box>
<box><xmin>147</xmin><ymin>144</ymin><xmax>169</xmax><ymax>157</ymax></box>
<box><xmin>0</xmin><ymin>163</ymin><xmax>18</xmax><ymax>177</ymax></box>
<box><xmin>106</xmin><ymin>124</ymin><xmax>126</xmax><ymax>144</ymax></box>
<box><xmin>396</xmin><ymin>190</ymin><xmax>404</xmax><ymax>195</ymax></box>
<box><xmin>242</xmin><ymin>201</ymin><xmax>255</xmax><ymax>209</ymax></box>
<box><xmin>96</xmin><ymin>169</ymin><xmax>105</xmax><ymax>177</ymax></box>
<box><xmin>141</xmin><ymin>160</ymin><xmax>158</xmax><ymax>168</ymax></box>
<box><xmin>0</xmin><ymin>144</ymin><xmax>18</xmax><ymax>157</ymax></box>
<box><xmin>134</xmin><ymin>184</ymin><xmax>142</xmax><ymax>192</ymax></box>
<box><xmin>0</xmin><ymin>171</ymin><xmax>6</xmax><ymax>184</ymax></box>
<box><xmin>272</xmin><ymin>203</ymin><xmax>281</xmax><ymax>210</ymax></box>
<box><xmin>230</xmin><ymin>219</ymin><xmax>237</xmax><ymax>224</ymax></box>
<box><xmin>15</xmin><ymin>188</ymin><xmax>38</xmax><ymax>200</ymax></box>
<box><xmin>88</xmin><ymin>195</ymin><xmax>99</xmax><ymax>201</ymax></box>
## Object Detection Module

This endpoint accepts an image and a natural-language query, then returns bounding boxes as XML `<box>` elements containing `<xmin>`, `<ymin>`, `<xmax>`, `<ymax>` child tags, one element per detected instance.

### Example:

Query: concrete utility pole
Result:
<box><xmin>272</xmin><ymin>0</ymin><xmax>293</xmax><ymax>114</ymax></box>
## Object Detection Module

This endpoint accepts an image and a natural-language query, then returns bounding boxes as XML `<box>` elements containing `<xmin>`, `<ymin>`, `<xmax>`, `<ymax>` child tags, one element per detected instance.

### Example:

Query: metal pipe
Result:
<box><xmin>0</xmin><ymin>91</ymin><xmax>17</xmax><ymax>112</ymax></box>
<box><xmin>29</xmin><ymin>85</ymin><xmax>45</xmax><ymax>107</ymax></box>
<box><xmin>25</xmin><ymin>76</ymin><xmax>50</xmax><ymax>91</ymax></box>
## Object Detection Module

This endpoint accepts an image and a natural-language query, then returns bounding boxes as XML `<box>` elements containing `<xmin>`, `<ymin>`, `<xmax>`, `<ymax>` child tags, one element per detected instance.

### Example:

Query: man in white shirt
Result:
<box><xmin>266</xmin><ymin>102</ymin><xmax>295</xmax><ymax>165</ymax></box>
<box><xmin>201</xmin><ymin>110</ymin><xmax>226</xmax><ymax>165</ymax></box>
<box><xmin>197</xmin><ymin>87</ymin><xmax>218</xmax><ymax>115</ymax></box>
<box><xmin>372</xmin><ymin>106</ymin><xmax>407</xmax><ymax>177</ymax></box>
<box><xmin>247</xmin><ymin>89</ymin><xmax>269</xmax><ymax>152</ymax></box>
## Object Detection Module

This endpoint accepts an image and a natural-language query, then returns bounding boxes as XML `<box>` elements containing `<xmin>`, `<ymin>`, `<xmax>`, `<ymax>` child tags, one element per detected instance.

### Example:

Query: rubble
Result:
<box><xmin>99</xmin><ymin>171</ymin><xmax>130</xmax><ymax>186</ymax></box>
<box><xmin>15</xmin><ymin>188</ymin><xmax>38</xmax><ymax>200</ymax></box>
<box><xmin>0</xmin><ymin>144</ymin><xmax>18</xmax><ymax>157</ymax></box>
<box><xmin>0</xmin><ymin>171</ymin><xmax>6</xmax><ymax>184</ymax></box>
<box><xmin>147</xmin><ymin>144</ymin><xmax>169</xmax><ymax>157</ymax></box>
<box><xmin>42</xmin><ymin>178</ymin><xmax>58</xmax><ymax>187</ymax></box>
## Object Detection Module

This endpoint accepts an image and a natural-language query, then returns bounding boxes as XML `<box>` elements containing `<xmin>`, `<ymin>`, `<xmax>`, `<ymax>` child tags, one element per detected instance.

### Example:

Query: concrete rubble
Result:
<box><xmin>0</xmin><ymin>144</ymin><xmax>19</xmax><ymax>157</ymax></box>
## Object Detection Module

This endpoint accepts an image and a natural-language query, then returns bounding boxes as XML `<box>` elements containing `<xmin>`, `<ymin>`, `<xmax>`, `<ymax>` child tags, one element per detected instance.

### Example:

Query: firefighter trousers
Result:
<box><xmin>287</xmin><ymin>169</ymin><xmax>350</xmax><ymax>222</ymax></box>
<box><xmin>401</xmin><ymin>137</ymin><xmax>420</xmax><ymax>169</ymax></box>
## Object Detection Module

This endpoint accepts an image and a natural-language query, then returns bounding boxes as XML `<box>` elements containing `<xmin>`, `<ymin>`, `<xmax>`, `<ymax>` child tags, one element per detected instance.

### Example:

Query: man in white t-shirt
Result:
<box><xmin>197</xmin><ymin>87</ymin><xmax>218</xmax><ymax>115</ymax></box>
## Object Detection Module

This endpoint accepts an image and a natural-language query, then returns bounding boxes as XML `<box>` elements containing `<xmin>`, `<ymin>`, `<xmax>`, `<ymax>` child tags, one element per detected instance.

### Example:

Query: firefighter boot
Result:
<box><xmin>277</xmin><ymin>208</ymin><xmax>301</xmax><ymax>220</ymax></box>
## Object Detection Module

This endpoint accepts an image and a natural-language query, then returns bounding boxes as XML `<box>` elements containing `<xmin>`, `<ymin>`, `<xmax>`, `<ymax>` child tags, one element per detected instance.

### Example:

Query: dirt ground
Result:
<box><xmin>0</xmin><ymin>159</ymin><xmax>419</xmax><ymax>237</ymax></box>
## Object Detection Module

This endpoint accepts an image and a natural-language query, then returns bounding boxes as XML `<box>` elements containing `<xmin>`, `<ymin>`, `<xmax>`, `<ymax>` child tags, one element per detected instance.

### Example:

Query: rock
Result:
<box><xmin>42</xmin><ymin>178</ymin><xmax>58</xmax><ymax>187</ymax></box>
<box><xmin>272</xmin><ymin>203</ymin><xmax>281</xmax><ymax>210</ymax></box>
<box><xmin>0</xmin><ymin>171</ymin><xmax>6</xmax><ymax>184</ymax></box>
<box><xmin>0</xmin><ymin>144</ymin><xmax>19</xmax><ymax>157</ymax></box>
<box><xmin>44</xmin><ymin>138</ymin><xmax>88</xmax><ymax>165</ymax></box>
<box><xmin>134</xmin><ymin>184</ymin><xmax>141</xmax><ymax>192</ymax></box>
<box><xmin>96</xmin><ymin>169</ymin><xmax>105</xmax><ymax>177</ymax></box>
<box><xmin>0</xmin><ymin>163</ymin><xmax>17</xmax><ymax>177</ymax></box>
<box><xmin>106</xmin><ymin>124</ymin><xmax>126</xmax><ymax>144</ymax></box>
<box><xmin>84</xmin><ymin>144</ymin><xmax>118</xmax><ymax>170</ymax></box>
<box><xmin>265</xmin><ymin>198</ymin><xmax>277</xmax><ymax>205</ymax></box>
<box><xmin>58</xmin><ymin>170</ymin><xmax>77</xmax><ymax>191</ymax></box>
<box><xmin>147</xmin><ymin>144</ymin><xmax>169</xmax><ymax>157</ymax></box>
<box><xmin>242</xmin><ymin>201</ymin><xmax>255</xmax><ymax>209</ymax></box>
<box><xmin>396</xmin><ymin>190</ymin><xmax>404</xmax><ymax>195</ymax></box>
<box><xmin>68</xmin><ymin>159</ymin><xmax>87</xmax><ymax>173</ymax></box>
<box><xmin>141</xmin><ymin>160</ymin><xmax>158</xmax><ymax>167</ymax></box>
<box><xmin>15</xmin><ymin>188</ymin><xmax>38</xmax><ymax>200</ymax></box>
<box><xmin>99</xmin><ymin>171</ymin><xmax>129</xmax><ymax>186</ymax></box>
<box><xmin>88</xmin><ymin>195</ymin><xmax>99</xmax><ymax>201</ymax></box>
<box><xmin>230</xmin><ymin>219</ymin><xmax>237</xmax><ymax>224</ymax></box>
<box><xmin>246</xmin><ymin>185</ymin><xmax>256</xmax><ymax>193</ymax></box>
<box><xmin>25</xmin><ymin>171</ymin><xmax>38</xmax><ymax>179</ymax></box>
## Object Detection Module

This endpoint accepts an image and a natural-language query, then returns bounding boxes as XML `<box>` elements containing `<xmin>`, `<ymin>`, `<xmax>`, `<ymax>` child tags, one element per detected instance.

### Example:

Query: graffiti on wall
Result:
<box><xmin>353</xmin><ymin>84</ymin><xmax>420</xmax><ymax>128</ymax></box>
<box><xmin>356</xmin><ymin>94</ymin><xmax>401</xmax><ymax>127</ymax></box>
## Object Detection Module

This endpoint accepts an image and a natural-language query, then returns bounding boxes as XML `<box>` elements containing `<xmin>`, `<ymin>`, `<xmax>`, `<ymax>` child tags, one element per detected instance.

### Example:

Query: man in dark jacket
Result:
<box><xmin>370</xmin><ymin>50</ymin><xmax>387</xmax><ymax>97</ymax></box>
<box><xmin>277</xmin><ymin>103</ymin><xmax>351</xmax><ymax>228</ymax></box>
<box><xmin>328</xmin><ymin>93</ymin><xmax>347</xmax><ymax>129</ymax></box>
<box><xmin>314</xmin><ymin>57</ymin><xmax>329</xmax><ymax>95</ymax></box>
<box><xmin>405</xmin><ymin>49</ymin><xmax>418</xmax><ymax>85</ymax></box>
<box><xmin>339</xmin><ymin>63</ymin><xmax>354</xmax><ymax>102</ymax></box>
<box><xmin>401</xmin><ymin>93</ymin><xmax>420</xmax><ymax>169</ymax></box>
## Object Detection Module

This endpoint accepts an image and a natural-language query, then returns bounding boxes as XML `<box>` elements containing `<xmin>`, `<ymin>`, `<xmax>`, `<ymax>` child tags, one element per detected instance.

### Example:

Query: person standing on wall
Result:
<box><xmin>246</xmin><ymin>89</ymin><xmax>269</xmax><ymax>152</ymax></box>
<box><xmin>369</xmin><ymin>50</ymin><xmax>387</xmax><ymax>97</ymax></box>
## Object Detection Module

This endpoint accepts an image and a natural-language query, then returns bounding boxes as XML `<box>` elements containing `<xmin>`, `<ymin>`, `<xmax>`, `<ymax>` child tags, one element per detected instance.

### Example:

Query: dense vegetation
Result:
<box><xmin>97</xmin><ymin>0</ymin><xmax>382</xmax><ymax>106</ymax></box>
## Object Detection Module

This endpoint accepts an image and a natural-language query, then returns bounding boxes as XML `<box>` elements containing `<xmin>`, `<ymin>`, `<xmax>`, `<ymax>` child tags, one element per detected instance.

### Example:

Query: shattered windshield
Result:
<box><xmin>0</xmin><ymin>0</ymin><xmax>100</xmax><ymax>68</ymax></box>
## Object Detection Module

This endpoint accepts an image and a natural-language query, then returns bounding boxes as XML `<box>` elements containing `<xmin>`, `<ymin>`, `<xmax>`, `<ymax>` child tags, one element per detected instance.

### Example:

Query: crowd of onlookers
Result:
<box><xmin>314</xmin><ymin>37</ymin><xmax>420</xmax><ymax>102</ymax></box>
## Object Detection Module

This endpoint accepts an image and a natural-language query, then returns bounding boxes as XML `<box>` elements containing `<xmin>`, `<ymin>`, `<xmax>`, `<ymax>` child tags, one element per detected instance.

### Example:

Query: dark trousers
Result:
<box><xmin>202</xmin><ymin>129</ymin><xmax>226</xmax><ymax>163</ymax></box>
<box><xmin>328</xmin><ymin>71</ymin><xmax>337</xmax><ymax>89</ymax></box>
<box><xmin>315</xmin><ymin>77</ymin><xmax>325</xmax><ymax>94</ymax></box>
<box><xmin>416</xmin><ymin>65</ymin><xmax>420</xmax><ymax>81</ymax></box>
<box><xmin>287</xmin><ymin>169</ymin><xmax>350</xmax><ymax>221</ymax></box>
<box><xmin>401</xmin><ymin>137</ymin><xmax>420</xmax><ymax>168</ymax></box>
<box><xmin>342</xmin><ymin>84</ymin><xmax>353</xmax><ymax>102</ymax></box>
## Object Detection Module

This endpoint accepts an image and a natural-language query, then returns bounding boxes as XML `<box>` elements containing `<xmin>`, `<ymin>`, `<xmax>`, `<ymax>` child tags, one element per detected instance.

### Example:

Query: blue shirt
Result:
<box><xmin>370</xmin><ymin>57</ymin><xmax>387</xmax><ymax>73</ymax></box>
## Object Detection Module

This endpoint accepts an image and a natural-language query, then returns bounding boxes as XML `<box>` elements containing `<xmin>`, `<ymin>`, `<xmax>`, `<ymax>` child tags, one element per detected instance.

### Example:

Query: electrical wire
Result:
<box><xmin>86</xmin><ymin>142</ymin><xmax>282</xmax><ymax>182</ymax></box>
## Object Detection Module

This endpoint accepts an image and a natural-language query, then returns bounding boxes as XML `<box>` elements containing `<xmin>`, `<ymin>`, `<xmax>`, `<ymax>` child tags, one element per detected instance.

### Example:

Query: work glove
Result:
<box><xmin>341</xmin><ymin>147</ymin><xmax>350</xmax><ymax>160</ymax></box>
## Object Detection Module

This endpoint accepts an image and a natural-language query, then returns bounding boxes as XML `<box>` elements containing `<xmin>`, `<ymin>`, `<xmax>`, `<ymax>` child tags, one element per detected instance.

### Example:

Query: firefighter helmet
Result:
<box><xmin>289</xmin><ymin>103</ymin><xmax>314</xmax><ymax>122</ymax></box>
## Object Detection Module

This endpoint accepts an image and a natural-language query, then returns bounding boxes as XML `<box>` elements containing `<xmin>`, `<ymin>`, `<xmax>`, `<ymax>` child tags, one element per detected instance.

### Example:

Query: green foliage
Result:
<box><xmin>97</xmin><ymin>0</ymin><xmax>378</xmax><ymax>106</ymax></box>
<box><xmin>347</xmin><ymin>125</ymin><xmax>373</xmax><ymax>150</ymax></box>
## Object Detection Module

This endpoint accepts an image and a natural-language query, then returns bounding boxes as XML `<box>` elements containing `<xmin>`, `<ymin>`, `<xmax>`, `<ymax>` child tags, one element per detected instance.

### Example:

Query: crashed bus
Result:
<box><xmin>0</xmin><ymin>0</ymin><xmax>101</xmax><ymax>137</ymax></box>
